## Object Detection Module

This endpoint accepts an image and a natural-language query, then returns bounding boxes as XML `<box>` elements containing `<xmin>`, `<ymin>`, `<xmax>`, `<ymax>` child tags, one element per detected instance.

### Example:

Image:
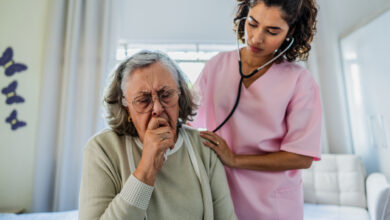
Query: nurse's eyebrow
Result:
<box><xmin>249</xmin><ymin>16</ymin><xmax>259</xmax><ymax>24</ymax></box>
<box><xmin>249</xmin><ymin>16</ymin><xmax>282</xmax><ymax>30</ymax></box>
<box><xmin>268</xmin><ymin>26</ymin><xmax>281</xmax><ymax>30</ymax></box>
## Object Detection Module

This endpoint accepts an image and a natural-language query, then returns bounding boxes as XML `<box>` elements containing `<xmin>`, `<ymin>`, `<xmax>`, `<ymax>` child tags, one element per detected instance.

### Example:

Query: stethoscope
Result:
<box><xmin>212</xmin><ymin>16</ymin><xmax>295</xmax><ymax>132</ymax></box>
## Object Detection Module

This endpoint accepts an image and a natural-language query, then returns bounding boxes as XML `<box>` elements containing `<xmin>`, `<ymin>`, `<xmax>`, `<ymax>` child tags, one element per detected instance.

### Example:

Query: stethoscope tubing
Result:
<box><xmin>212</xmin><ymin>17</ymin><xmax>294</xmax><ymax>132</ymax></box>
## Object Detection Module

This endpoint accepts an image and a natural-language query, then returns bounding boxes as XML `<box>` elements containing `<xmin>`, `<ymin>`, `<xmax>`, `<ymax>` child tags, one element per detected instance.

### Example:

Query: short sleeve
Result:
<box><xmin>280</xmin><ymin>71</ymin><xmax>322</xmax><ymax>160</ymax></box>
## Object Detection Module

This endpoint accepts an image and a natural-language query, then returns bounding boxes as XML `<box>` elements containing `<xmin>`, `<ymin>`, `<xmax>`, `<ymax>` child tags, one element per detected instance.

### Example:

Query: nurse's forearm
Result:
<box><xmin>231</xmin><ymin>151</ymin><xmax>313</xmax><ymax>171</ymax></box>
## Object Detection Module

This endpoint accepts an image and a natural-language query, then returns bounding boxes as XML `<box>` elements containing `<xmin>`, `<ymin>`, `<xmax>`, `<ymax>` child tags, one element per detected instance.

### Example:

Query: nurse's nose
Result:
<box><xmin>252</xmin><ymin>29</ymin><xmax>265</xmax><ymax>45</ymax></box>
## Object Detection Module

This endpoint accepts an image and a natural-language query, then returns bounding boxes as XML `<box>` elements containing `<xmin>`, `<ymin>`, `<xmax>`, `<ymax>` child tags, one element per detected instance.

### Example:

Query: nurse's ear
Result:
<box><xmin>286</xmin><ymin>26</ymin><xmax>295</xmax><ymax>40</ymax></box>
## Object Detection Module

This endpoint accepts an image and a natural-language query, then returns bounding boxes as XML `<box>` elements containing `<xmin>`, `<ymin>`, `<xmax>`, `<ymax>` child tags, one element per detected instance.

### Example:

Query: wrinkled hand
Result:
<box><xmin>200</xmin><ymin>131</ymin><xmax>236</xmax><ymax>168</ymax></box>
<box><xmin>134</xmin><ymin>117</ymin><xmax>174</xmax><ymax>185</ymax></box>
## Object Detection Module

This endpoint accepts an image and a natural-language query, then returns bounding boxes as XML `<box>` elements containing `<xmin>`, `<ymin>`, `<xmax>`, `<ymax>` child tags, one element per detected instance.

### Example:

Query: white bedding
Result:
<box><xmin>0</xmin><ymin>207</ymin><xmax>371</xmax><ymax>220</ymax></box>
<box><xmin>0</xmin><ymin>210</ymin><xmax>78</xmax><ymax>220</ymax></box>
<box><xmin>304</xmin><ymin>203</ymin><xmax>370</xmax><ymax>220</ymax></box>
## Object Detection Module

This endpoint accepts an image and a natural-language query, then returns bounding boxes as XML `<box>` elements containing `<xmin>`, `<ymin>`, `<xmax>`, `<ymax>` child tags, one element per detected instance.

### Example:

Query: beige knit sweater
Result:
<box><xmin>79</xmin><ymin>126</ymin><xmax>237</xmax><ymax>220</ymax></box>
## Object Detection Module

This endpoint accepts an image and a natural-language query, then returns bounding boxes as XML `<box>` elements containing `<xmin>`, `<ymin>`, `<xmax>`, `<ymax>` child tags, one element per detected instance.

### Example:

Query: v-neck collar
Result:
<box><xmin>235</xmin><ymin>50</ymin><xmax>276</xmax><ymax>90</ymax></box>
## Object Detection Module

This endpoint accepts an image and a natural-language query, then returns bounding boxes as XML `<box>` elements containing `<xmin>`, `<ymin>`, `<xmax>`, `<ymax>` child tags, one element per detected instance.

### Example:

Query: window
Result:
<box><xmin>116</xmin><ymin>43</ymin><xmax>235</xmax><ymax>84</ymax></box>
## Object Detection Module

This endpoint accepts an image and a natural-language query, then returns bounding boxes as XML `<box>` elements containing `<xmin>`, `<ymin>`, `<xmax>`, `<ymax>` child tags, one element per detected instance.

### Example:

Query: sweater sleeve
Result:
<box><xmin>208</xmin><ymin>149</ymin><xmax>238</xmax><ymax>220</ymax></box>
<box><xmin>78</xmin><ymin>141</ymin><xmax>154</xmax><ymax>220</ymax></box>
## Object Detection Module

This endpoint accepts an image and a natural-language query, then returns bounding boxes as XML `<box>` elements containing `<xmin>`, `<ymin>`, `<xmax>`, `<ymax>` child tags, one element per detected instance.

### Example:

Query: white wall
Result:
<box><xmin>339</xmin><ymin>10</ymin><xmax>390</xmax><ymax>176</ymax></box>
<box><xmin>313</xmin><ymin>0</ymin><xmax>390</xmax><ymax>155</ymax></box>
<box><xmin>0</xmin><ymin>0</ymin><xmax>49</xmax><ymax>212</ymax></box>
<box><xmin>121</xmin><ymin>0</ymin><xmax>237</xmax><ymax>44</ymax></box>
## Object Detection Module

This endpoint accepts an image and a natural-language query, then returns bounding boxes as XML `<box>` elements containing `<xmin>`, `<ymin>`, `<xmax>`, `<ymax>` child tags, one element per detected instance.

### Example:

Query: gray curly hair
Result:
<box><xmin>103</xmin><ymin>50</ymin><xmax>198</xmax><ymax>136</ymax></box>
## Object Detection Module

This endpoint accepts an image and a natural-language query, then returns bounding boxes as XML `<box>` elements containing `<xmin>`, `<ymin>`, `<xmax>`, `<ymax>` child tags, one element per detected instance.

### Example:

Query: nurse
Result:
<box><xmin>192</xmin><ymin>0</ymin><xmax>321</xmax><ymax>219</ymax></box>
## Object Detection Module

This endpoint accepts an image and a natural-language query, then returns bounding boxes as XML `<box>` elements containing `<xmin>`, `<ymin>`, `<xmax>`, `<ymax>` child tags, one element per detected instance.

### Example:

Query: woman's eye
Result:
<box><xmin>248</xmin><ymin>23</ymin><xmax>257</xmax><ymax>27</ymax></box>
<box><xmin>138</xmin><ymin>98</ymin><xmax>150</xmax><ymax>104</ymax></box>
<box><xmin>160</xmin><ymin>92</ymin><xmax>171</xmax><ymax>99</ymax></box>
<box><xmin>268</xmin><ymin>30</ymin><xmax>278</xmax><ymax>36</ymax></box>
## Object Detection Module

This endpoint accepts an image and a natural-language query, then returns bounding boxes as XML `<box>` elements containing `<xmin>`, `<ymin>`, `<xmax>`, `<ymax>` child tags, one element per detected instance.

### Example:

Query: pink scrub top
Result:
<box><xmin>192</xmin><ymin>51</ymin><xmax>322</xmax><ymax>220</ymax></box>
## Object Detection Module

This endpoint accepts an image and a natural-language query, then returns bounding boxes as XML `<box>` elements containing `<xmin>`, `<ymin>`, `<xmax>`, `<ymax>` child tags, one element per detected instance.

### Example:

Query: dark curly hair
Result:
<box><xmin>233</xmin><ymin>0</ymin><xmax>318</xmax><ymax>62</ymax></box>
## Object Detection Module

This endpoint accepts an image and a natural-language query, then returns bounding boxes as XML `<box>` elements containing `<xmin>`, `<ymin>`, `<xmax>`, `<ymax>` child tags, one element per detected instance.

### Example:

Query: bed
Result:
<box><xmin>0</xmin><ymin>210</ymin><xmax>78</xmax><ymax>220</ymax></box>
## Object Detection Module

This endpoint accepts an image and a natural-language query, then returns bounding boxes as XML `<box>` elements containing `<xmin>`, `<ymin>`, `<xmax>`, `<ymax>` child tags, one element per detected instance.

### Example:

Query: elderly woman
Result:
<box><xmin>79</xmin><ymin>50</ymin><xmax>237</xmax><ymax>220</ymax></box>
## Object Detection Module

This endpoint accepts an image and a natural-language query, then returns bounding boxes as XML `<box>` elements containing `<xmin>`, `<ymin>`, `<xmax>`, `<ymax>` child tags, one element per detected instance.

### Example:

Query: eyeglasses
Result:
<box><xmin>130</xmin><ymin>88</ymin><xmax>180</xmax><ymax>113</ymax></box>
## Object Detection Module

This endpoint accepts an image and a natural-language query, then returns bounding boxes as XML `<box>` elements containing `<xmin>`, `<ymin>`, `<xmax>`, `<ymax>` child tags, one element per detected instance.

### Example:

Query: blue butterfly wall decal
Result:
<box><xmin>5</xmin><ymin>109</ymin><xmax>27</xmax><ymax>130</ymax></box>
<box><xmin>1</xmin><ymin>81</ymin><xmax>25</xmax><ymax>105</ymax></box>
<box><xmin>0</xmin><ymin>47</ymin><xmax>28</xmax><ymax>76</ymax></box>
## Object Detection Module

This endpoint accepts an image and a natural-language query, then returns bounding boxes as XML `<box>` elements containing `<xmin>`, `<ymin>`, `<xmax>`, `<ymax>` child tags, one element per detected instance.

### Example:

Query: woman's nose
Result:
<box><xmin>152</xmin><ymin>97</ymin><xmax>164</xmax><ymax>116</ymax></box>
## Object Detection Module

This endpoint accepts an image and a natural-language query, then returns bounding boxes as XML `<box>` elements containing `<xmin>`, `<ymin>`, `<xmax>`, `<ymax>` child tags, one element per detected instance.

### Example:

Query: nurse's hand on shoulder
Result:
<box><xmin>200</xmin><ymin>131</ymin><xmax>236</xmax><ymax>168</ymax></box>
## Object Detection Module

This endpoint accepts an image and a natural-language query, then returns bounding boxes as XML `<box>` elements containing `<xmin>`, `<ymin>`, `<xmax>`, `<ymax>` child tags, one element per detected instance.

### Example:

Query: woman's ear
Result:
<box><xmin>121</xmin><ymin>96</ymin><xmax>128</xmax><ymax>107</ymax></box>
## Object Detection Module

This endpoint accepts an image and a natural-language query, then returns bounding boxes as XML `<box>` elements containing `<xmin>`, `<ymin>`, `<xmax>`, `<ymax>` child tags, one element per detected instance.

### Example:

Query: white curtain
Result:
<box><xmin>306</xmin><ymin>42</ymin><xmax>330</xmax><ymax>154</ymax></box>
<box><xmin>32</xmin><ymin>0</ymin><xmax>120</xmax><ymax>212</ymax></box>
